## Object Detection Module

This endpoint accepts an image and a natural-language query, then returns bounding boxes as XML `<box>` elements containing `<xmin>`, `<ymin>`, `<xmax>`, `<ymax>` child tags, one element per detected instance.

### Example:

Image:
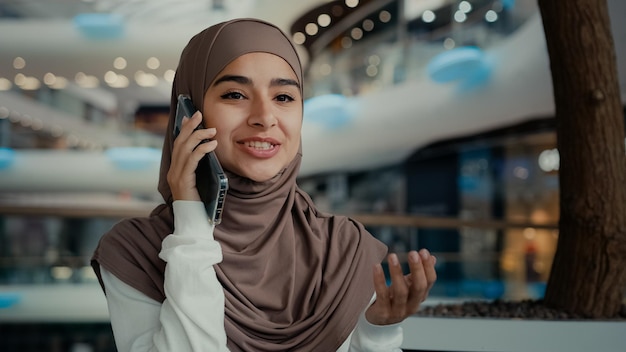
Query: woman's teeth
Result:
<box><xmin>246</xmin><ymin>141</ymin><xmax>273</xmax><ymax>150</ymax></box>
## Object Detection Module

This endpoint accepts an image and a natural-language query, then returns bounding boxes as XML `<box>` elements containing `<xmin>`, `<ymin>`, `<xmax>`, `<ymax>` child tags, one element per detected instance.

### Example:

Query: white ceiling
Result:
<box><xmin>0</xmin><ymin>0</ymin><xmax>322</xmax><ymax>107</ymax></box>
<box><xmin>0</xmin><ymin>0</ymin><xmax>625</xmax><ymax>181</ymax></box>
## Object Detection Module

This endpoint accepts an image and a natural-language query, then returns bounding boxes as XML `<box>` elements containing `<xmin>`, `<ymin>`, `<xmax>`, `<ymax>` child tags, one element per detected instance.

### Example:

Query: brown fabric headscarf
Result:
<box><xmin>92</xmin><ymin>18</ymin><xmax>387</xmax><ymax>351</ymax></box>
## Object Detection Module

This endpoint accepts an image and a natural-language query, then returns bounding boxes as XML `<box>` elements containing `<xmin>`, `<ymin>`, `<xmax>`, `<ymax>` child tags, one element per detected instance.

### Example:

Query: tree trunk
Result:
<box><xmin>537</xmin><ymin>0</ymin><xmax>626</xmax><ymax>318</ymax></box>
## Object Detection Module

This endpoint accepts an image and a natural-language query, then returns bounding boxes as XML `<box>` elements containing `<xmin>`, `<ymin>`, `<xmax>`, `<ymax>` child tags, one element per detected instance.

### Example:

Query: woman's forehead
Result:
<box><xmin>218</xmin><ymin>52</ymin><xmax>299</xmax><ymax>80</ymax></box>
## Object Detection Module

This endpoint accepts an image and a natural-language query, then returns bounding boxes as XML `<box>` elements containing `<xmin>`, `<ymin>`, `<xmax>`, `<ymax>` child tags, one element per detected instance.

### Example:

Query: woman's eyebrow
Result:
<box><xmin>213</xmin><ymin>74</ymin><xmax>250</xmax><ymax>86</ymax></box>
<box><xmin>213</xmin><ymin>74</ymin><xmax>300</xmax><ymax>90</ymax></box>
<box><xmin>271</xmin><ymin>78</ymin><xmax>300</xmax><ymax>90</ymax></box>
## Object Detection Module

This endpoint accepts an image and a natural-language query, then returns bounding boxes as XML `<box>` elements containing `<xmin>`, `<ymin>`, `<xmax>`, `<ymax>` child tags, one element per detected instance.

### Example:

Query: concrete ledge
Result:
<box><xmin>400</xmin><ymin>315</ymin><xmax>626</xmax><ymax>351</ymax></box>
<box><xmin>0</xmin><ymin>284</ymin><xmax>109</xmax><ymax>323</ymax></box>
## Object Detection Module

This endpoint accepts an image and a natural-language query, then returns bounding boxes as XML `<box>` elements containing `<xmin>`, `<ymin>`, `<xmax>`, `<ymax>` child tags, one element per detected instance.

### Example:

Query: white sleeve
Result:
<box><xmin>346</xmin><ymin>296</ymin><xmax>404</xmax><ymax>352</ymax></box>
<box><xmin>101</xmin><ymin>200</ymin><xmax>229</xmax><ymax>352</ymax></box>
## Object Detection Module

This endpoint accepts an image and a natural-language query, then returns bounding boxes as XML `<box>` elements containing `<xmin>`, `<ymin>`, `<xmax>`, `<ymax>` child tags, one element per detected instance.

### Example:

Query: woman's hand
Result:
<box><xmin>167</xmin><ymin>111</ymin><xmax>218</xmax><ymax>201</ymax></box>
<box><xmin>365</xmin><ymin>249</ymin><xmax>437</xmax><ymax>325</ymax></box>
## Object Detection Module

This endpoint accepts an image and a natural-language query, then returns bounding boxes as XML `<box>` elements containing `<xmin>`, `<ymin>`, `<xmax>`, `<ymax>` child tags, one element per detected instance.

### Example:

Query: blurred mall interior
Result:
<box><xmin>0</xmin><ymin>0</ymin><xmax>625</xmax><ymax>351</ymax></box>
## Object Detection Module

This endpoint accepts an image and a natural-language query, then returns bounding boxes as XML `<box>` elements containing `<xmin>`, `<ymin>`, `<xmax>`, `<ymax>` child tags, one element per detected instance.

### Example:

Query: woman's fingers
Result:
<box><xmin>422</xmin><ymin>250</ymin><xmax>437</xmax><ymax>293</ymax></box>
<box><xmin>405</xmin><ymin>250</ymin><xmax>427</xmax><ymax>310</ymax></box>
<box><xmin>173</xmin><ymin>112</ymin><xmax>215</xmax><ymax>156</ymax></box>
<box><xmin>388</xmin><ymin>253</ymin><xmax>409</xmax><ymax>319</ymax></box>
<box><xmin>175</xmin><ymin>111</ymin><xmax>202</xmax><ymax>140</ymax></box>
<box><xmin>182</xmin><ymin>139</ymin><xmax>218</xmax><ymax>178</ymax></box>
<box><xmin>365</xmin><ymin>263</ymin><xmax>390</xmax><ymax>325</ymax></box>
<box><xmin>168</xmin><ymin>111</ymin><xmax>218</xmax><ymax>200</ymax></box>
<box><xmin>372</xmin><ymin>263</ymin><xmax>390</xmax><ymax>306</ymax></box>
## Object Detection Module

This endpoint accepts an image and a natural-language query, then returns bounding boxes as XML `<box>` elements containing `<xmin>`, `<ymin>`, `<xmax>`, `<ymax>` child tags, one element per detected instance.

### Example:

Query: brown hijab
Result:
<box><xmin>92</xmin><ymin>18</ymin><xmax>387</xmax><ymax>351</ymax></box>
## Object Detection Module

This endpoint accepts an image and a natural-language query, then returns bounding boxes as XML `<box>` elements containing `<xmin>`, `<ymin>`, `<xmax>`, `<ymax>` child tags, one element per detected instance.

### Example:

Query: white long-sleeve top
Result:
<box><xmin>100</xmin><ymin>200</ymin><xmax>403</xmax><ymax>352</ymax></box>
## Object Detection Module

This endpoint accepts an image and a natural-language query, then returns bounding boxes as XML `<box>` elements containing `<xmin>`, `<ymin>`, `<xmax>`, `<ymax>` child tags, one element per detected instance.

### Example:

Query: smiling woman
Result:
<box><xmin>90</xmin><ymin>17</ymin><xmax>437</xmax><ymax>352</ymax></box>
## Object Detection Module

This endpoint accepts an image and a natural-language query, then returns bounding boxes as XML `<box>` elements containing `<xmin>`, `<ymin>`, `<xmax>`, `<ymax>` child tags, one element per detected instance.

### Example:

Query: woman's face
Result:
<box><xmin>202</xmin><ymin>52</ymin><xmax>302</xmax><ymax>182</ymax></box>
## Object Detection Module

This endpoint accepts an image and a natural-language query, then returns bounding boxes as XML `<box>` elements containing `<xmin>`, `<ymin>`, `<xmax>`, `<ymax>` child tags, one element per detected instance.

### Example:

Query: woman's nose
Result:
<box><xmin>248</xmin><ymin>98</ymin><xmax>277</xmax><ymax>128</ymax></box>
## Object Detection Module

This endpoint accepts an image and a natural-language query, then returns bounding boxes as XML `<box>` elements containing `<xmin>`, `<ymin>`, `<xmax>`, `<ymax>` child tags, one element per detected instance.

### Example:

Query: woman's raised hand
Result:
<box><xmin>167</xmin><ymin>111</ymin><xmax>218</xmax><ymax>201</ymax></box>
<box><xmin>365</xmin><ymin>249</ymin><xmax>437</xmax><ymax>325</ymax></box>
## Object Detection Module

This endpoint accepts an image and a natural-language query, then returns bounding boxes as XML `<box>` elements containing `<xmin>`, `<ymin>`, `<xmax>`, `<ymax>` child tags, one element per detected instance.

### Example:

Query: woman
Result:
<box><xmin>91</xmin><ymin>18</ymin><xmax>436</xmax><ymax>351</ymax></box>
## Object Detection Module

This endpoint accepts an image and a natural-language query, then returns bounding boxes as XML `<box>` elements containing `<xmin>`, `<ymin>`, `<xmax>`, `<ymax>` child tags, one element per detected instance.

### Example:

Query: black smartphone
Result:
<box><xmin>173</xmin><ymin>94</ymin><xmax>228</xmax><ymax>225</ymax></box>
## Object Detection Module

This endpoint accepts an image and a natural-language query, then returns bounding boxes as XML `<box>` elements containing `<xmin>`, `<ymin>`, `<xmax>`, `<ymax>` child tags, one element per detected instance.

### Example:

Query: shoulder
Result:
<box><xmin>92</xmin><ymin>204</ymin><xmax>173</xmax><ymax>302</ymax></box>
<box><xmin>101</xmin><ymin>204</ymin><xmax>173</xmax><ymax>247</ymax></box>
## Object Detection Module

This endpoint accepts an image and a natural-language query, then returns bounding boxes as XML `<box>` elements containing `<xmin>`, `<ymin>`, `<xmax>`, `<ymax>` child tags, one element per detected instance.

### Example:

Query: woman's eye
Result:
<box><xmin>221</xmin><ymin>91</ymin><xmax>245</xmax><ymax>100</ymax></box>
<box><xmin>276</xmin><ymin>94</ymin><xmax>294</xmax><ymax>102</ymax></box>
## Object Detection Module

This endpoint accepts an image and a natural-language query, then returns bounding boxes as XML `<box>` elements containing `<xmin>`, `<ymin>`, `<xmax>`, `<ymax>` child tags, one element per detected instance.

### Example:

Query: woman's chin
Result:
<box><xmin>236</xmin><ymin>167</ymin><xmax>282</xmax><ymax>183</ymax></box>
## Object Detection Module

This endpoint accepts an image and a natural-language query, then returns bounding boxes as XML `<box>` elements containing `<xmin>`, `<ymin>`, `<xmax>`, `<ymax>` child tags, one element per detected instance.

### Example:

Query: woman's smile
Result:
<box><xmin>237</xmin><ymin>137</ymin><xmax>281</xmax><ymax>158</ymax></box>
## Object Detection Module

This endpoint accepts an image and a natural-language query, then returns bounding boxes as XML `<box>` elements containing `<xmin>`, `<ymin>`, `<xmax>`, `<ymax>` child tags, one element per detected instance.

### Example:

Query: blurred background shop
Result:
<box><xmin>0</xmin><ymin>0</ymin><xmax>625</xmax><ymax>351</ymax></box>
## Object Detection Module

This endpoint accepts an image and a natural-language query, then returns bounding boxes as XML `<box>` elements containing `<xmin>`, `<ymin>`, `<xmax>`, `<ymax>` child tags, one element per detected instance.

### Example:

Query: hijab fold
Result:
<box><xmin>92</xmin><ymin>18</ymin><xmax>387</xmax><ymax>351</ymax></box>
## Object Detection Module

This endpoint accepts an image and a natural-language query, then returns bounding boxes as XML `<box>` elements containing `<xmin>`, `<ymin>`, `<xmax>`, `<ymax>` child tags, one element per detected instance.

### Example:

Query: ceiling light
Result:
<box><xmin>66</xmin><ymin>134</ymin><xmax>80</xmax><ymax>147</ymax></box>
<box><xmin>422</xmin><ymin>10</ymin><xmax>436</xmax><ymax>23</ymax></box>
<box><xmin>366</xmin><ymin>65</ymin><xmax>378</xmax><ymax>77</ymax></box>
<box><xmin>51</xmin><ymin>266</ymin><xmax>73</xmax><ymax>280</ymax></box>
<box><xmin>485</xmin><ymin>10</ymin><xmax>499</xmax><ymax>22</ymax></box>
<box><xmin>49</xmin><ymin>77</ymin><xmax>68</xmax><ymax>89</ymax></box>
<box><xmin>15</xmin><ymin>75</ymin><xmax>40</xmax><ymax>90</ymax></box>
<box><xmin>459</xmin><ymin>1</ymin><xmax>472</xmax><ymax>13</ymax></box>
<box><xmin>368</xmin><ymin>55</ymin><xmax>381</xmax><ymax>66</ymax></box>
<box><xmin>19</xmin><ymin>114</ymin><xmax>32</xmax><ymax>127</ymax></box>
<box><xmin>75</xmin><ymin>72</ymin><xmax>100</xmax><ymax>88</ymax></box>
<box><xmin>163</xmin><ymin>69</ymin><xmax>176</xmax><ymax>83</ymax></box>
<box><xmin>319</xmin><ymin>63</ymin><xmax>332</xmax><ymax>76</ymax></box>
<box><xmin>113</xmin><ymin>57</ymin><xmax>127</xmax><ymax>70</ymax></box>
<box><xmin>345</xmin><ymin>0</ymin><xmax>359</xmax><ymax>8</ymax></box>
<box><xmin>514</xmin><ymin>166</ymin><xmax>529</xmax><ymax>180</ymax></box>
<box><xmin>22</xmin><ymin>79</ymin><xmax>41</xmax><ymax>90</ymax></box>
<box><xmin>51</xmin><ymin>126</ymin><xmax>64</xmax><ymax>138</ymax></box>
<box><xmin>443</xmin><ymin>38</ymin><xmax>456</xmax><ymax>49</ymax></box>
<box><xmin>293</xmin><ymin>32</ymin><xmax>306</xmax><ymax>45</ymax></box>
<box><xmin>0</xmin><ymin>78</ymin><xmax>12</xmax><ymax>91</ymax></box>
<box><xmin>363</xmin><ymin>19</ymin><xmax>374</xmax><ymax>31</ymax></box>
<box><xmin>14</xmin><ymin>73</ymin><xmax>26</xmax><ymax>86</ymax></box>
<box><xmin>105</xmin><ymin>71</ymin><xmax>130</xmax><ymax>88</ymax></box>
<box><xmin>13</xmin><ymin>57</ymin><xmax>26</xmax><ymax>69</ymax></box>
<box><xmin>379</xmin><ymin>11</ymin><xmax>391</xmax><ymax>23</ymax></box>
<box><xmin>305</xmin><ymin>23</ymin><xmax>319</xmax><ymax>36</ymax></box>
<box><xmin>8</xmin><ymin>111</ymin><xmax>20</xmax><ymax>123</ymax></box>
<box><xmin>351</xmin><ymin>28</ymin><xmax>363</xmax><ymax>40</ymax></box>
<box><xmin>44</xmin><ymin>73</ymin><xmax>68</xmax><ymax>89</ymax></box>
<box><xmin>108</xmin><ymin>74</ymin><xmax>129</xmax><ymax>88</ymax></box>
<box><xmin>539</xmin><ymin>149</ymin><xmax>560</xmax><ymax>172</ymax></box>
<box><xmin>147</xmin><ymin>57</ymin><xmax>160</xmax><ymax>70</ymax></box>
<box><xmin>318</xmin><ymin>14</ymin><xmax>331</xmax><ymax>27</ymax></box>
<box><xmin>43</xmin><ymin>73</ymin><xmax>57</xmax><ymax>86</ymax></box>
<box><xmin>31</xmin><ymin>118</ymin><xmax>44</xmax><ymax>131</ymax></box>
<box><xmin>341</xmin><ymin>37</ymin><xmax>353</xmax><ymax>49</ymax></box>
<box><xmin>135</xmin><ymin>71</ymin><xmax>158</xmax><ymax>87</ymax></box>
<box><xmin>454</xmin><ymin>11</ymin><xmax>467</xmax><ymax>22</ymax></box>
